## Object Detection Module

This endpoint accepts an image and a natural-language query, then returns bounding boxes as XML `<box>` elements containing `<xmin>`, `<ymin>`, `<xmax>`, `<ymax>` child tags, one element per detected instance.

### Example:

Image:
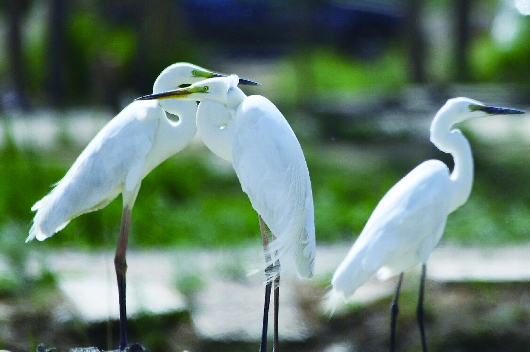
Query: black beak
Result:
<box><xmin>482</xmin><ymin>105</ymin><xmax>525</xmax><ymax>115</ymax></box>
<box><xmin>212</xmin><ymin>72</ymin><xmax>260</xmax><ymax>86</ymax></box>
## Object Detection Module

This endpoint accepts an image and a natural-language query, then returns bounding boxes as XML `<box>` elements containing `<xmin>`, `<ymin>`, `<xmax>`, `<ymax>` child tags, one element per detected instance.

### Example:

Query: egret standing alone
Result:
<box><xmin>28</xmin><ymin>63</ymin><xmax>257</xmax><ymax>350</ymax></box>
<box><xmin>329</xmin><ymin>98</ymin><xmax>524</xmax><ymax>352</ymax></box>
<box><xmin>137</xmin><ymin>75</ymin><xmax>316</xmax><ymax>352</ymax></box>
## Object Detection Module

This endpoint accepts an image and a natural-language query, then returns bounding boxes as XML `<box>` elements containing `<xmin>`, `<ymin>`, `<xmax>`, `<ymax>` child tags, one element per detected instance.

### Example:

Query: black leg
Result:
<box><xmin>115</xmin><ymin>206</ymin><xmax>131</xmax><ymax>351</ymax></box>
<box><xmin>417</xmin><ymin>264</ymin><xmax>428</xmax><ymax>352</ymax></box>
<box><xmin>116</xmin><ymin>271</ymin><xmax>127</xmax><ymax>350</ymax></box>
<box><xmin>260</xmin><ymin>274</ymin><xmax>272</xmax><ymax>352</ymax></box>
<box><xmin>273</xmin><ymin>260</ymin><xmax>280</xmax><ymax>352</ymax></box>
<box><xmin>259</xmin><ymin>216</ymin><xmax>271</xmax><ymax>352</ymax></box>
<box><xmin>390</xmin><ymin>273</ymin><xmax>404</xmax><ymax>352</ymax></box>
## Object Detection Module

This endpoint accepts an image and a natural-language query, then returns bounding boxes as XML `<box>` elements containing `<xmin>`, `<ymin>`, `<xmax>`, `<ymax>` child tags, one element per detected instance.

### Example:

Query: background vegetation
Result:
<box><xmin>2</xmin><ymin>1</ymin><xmax>530</xmax><ymax>350</ymax></box>
<box><xmin>1</xmin><ymin>0</ymin><xmax>530</xmax><ymax>251</ymax></box>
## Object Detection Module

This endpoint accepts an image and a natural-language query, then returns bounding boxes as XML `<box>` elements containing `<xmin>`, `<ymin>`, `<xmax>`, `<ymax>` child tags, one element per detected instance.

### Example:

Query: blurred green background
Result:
<box><xmin>2</xmin><ymin>0</ymin><xmax>530</xmax><ymax>250</ymax></box>
<box><xmin>2</xmin><ymin>0</ymin><xmax>530</xmax><ymax>350</ymax></box>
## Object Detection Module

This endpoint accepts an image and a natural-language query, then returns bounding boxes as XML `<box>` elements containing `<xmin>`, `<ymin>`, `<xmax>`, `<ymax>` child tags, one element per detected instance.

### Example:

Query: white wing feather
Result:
<box><xmin>28</xmin><ymin>100</ymin><xmax>161</xmax><ymax>242</ymax></box>
<box><xmin>331</xmin><ymin>160</ymin><xmax>452</xmax><ymax>298</ymax></box>
<box><xmin>231</xmin><ymin>95</ymin><xmax>316</xmax><ymax>278</ymax></box>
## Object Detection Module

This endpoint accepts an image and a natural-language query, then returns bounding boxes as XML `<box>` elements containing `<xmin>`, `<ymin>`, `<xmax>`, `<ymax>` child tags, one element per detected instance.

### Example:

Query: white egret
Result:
<box><xmin>137</xmin><ymin>75</ymin><xmax>316</xmax><ymax>352</ymax></box>
<box><xmin>27</xmin><ymin>63</ymin><xmax>257</xmax><ymax>350</ymax></box>
<box><xmin>328</xmin><ymin>97</ymin><xmax>524</xmax><ymax>352</ymax></box>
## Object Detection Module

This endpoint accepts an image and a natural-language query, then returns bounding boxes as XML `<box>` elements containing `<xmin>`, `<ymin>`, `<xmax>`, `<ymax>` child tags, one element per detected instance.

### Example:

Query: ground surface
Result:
<box><xmin>2</xmin><ymin>245</ymin><xmax>530</xmax><ymax>351</ymax></box>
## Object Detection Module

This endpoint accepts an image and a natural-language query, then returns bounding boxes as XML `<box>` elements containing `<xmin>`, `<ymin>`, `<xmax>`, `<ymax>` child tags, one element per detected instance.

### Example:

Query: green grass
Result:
<box><xmin>258</xmin><ymin>47</ymin><xmax>407</xmax><ymax>107</ymax></box>
<box><xmin>4</xmin><ymin>137</ymin><xmax>529</xmax><ymax>251</ymax></box>
<box><xmin>307</xmin><ymin>47</ymin><xmax>407</xmax><ymax>93</ymax></box>
<box><xmin>2</xmin><ymin>106</ymin><xmax>530</xmax><ymax>253</ymax></box>
<box><xmin>444</xmin><ymin>141</ymin><xmax>530</xmax><ymax>245</ymax></box>
<box><xmin>0</xmin><ymin>132</ymin><xmax>406</xmax><ymax>250</ymax></box>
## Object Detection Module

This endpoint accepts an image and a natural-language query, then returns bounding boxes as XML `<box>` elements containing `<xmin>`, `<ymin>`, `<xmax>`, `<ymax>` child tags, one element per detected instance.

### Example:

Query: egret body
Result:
<box><xmin>137</xmin><ymin>75</ymin><xmax>316</xmax><ymax>352</ymax></box>
<box><xmin>28</xmin><ymin>63</ymin><xmax>257</xmax><ymax>350</ymax></box>
<box><xmin>329</xmin><ymin>97</ymin><xmax>524</xmax><ymax>352</ymax></box>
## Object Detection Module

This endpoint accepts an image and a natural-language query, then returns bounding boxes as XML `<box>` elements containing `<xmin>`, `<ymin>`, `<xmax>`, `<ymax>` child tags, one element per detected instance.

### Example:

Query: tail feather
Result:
<box><xmin>263</xmin><ymin>202</ymin><xmax>315</xmax><ymax>280</ymax></box>
<box><xmin>27</xmin><ymin>185</ymin><xmax>73</xmax><ymax>242</ymax></box>
<box><xmin>324</xmin><ymin>287</ymin><xmax>347</xmax><ymax>316</ymax></box>
<box><xmin>30</xmin><ymin>197</ymin><xmax>45</xmax><ymax>212</ymax></box>
<box><xmin>331</xmin><ymin>249</ymin><xmax>375</xmax><ymax>301</ymax></box>
<box><xmin>265</xmin><ymin>222</ymin><xmax>315</xmax><ymax>281</ymax></box>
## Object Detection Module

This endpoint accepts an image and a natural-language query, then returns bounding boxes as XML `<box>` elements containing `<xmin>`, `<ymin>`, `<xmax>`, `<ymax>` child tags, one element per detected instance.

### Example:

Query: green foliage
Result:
<box><xmin>309</xmin><ymin>48</ymin><xmax>407</xmax><ymax>93</ymax></box>
<box><xmin>444</xmin><ymin>142</ymin><xmax>530</xmax><ymax>245</ymax></box>
<box><xmin>2</xmin><ymin>110</ymin><xmax>530</xmax><ymax>252</ymax></box>
<box><xmin>69</xmin><ymin>12</ymin><xmax>136</xmax><ymax>65</ymax></box>
<box><xmin>24</xmin><ymin>3</ymin><xmax>48</xmax><ymax>95</ymax></box>
<box><xmin>130</xmin><ymin>154</ymin><xmax>259</xmax><ymax>248</ymax></box>
<box><xmin>64</xmin><ymin>11</ymin><xmax>137</xmax><ymax>104</ymax></box>
<box><xmin>275</xmin><ymin>47</ymin><xmax>407</xmax><ymax>107</ymax></box>
<box><xmin>0</xmin><ymin>221</ymin><xmax>57</xmax><ymax>297</ymax></box>
<box><xmin>175</xmin><ymin>272</ymin><xmax>206</xmax><ymax>297</ymax></box>
<box><xmin>472</xmin><ymin>18</ymin><xmax>530</xmax><ymax>83</ymax></box>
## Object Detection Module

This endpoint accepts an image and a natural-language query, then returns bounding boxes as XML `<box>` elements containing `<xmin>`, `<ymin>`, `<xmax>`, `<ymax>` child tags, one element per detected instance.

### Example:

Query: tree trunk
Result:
<box><xmin>405</xmin><ymin>0</ymin><xmax>427</xmax><ymax>84</ymax></box>
<box><xmin>5</xmin><ymin>0</ymin><xmax>30</xmax><ymax>111</ymax></box>
<box><xmin>47</xmin><ymin>0</ymin><xmax>68</xmax><ymax>108</ymax></box>
<box><xmin>453</xmin><ymin>0</ymin><xmax>472</xmax><ymax>82</ymax></box>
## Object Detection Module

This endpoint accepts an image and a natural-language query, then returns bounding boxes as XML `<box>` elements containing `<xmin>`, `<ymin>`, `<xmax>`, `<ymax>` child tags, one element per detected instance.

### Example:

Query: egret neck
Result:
<box><xmin>145</xmin><ymin>100</ymin><xmax>198</xmax><ymax>176</ymax></box>
<box><xmin>430</xmin><ymin>109</ymin><xmax>473</xmax><ymax>213</ymax></box>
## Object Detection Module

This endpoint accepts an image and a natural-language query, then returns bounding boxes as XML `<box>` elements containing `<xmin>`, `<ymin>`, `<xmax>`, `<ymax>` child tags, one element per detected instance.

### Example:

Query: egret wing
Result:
<box><xmin>29</xmin><ymin>101</ymin><xmax>160</xmax><ymax>241</ymax></box>
<box><xmin>358</xmin><ymin>160</ymin><xmax>452</xmax><ymax>276</ymax></box>
<box><xmin>232</xmin><ymin>95</ymin><xmax>316</xmax><ymax>278</ymax></box>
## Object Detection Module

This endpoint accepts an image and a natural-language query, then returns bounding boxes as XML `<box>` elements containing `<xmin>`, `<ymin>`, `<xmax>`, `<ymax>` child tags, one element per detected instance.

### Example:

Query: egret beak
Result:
<box><xmin>136</xmin><ymin>86</ymin><xmax>203</xmax><ymax>101</ymax></box>
<box><xmin>213</xmin><ymin>73</ymin><xmax>260</xmax><ymax>86</ymax></box>
<box><xmin>192</xmin><ymin>68</ymin><xmax>259</xmax><ymax>86</ymax></box>
<box><xmin>482</xmin><ymin>105</ymin><xmax>525</xmax><ymax>115</ymax></box>
<box><xmin>237</xmin><ymin>76</ymin><xmax>260</xmax><ymax>86</ymax></box>
<box><xmin>471</xmin><ymin>104</ymin><xmax>525</xmax><ymax>115</ymax></box>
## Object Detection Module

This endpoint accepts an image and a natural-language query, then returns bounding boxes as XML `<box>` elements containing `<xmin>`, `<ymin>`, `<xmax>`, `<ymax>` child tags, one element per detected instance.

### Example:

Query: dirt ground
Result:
<box><xmin>2</xmin><ymin>280</ymin><xmax>530</xmax><ymax>352</ymax></box>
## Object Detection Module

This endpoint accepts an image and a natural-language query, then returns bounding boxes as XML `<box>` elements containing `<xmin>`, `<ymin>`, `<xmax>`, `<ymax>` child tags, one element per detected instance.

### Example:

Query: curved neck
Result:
<box><xmin>196</xmin><ymin>100</ymin><xmax>234</xmax><ymax>162</ymax></box>
<box><xmin>225</xmin><ymin>86</ymin><xmax>247</xmax><ymax>109</ymax></box>
<box><xmin>146</xmin><ymin>101</ymin><xmax>198</xmax><ymax>173</ymax></box>
<box><xmin>431</xmin><ymin>121</ymin><xmax>474</xmax><ymax>213</ymax></box>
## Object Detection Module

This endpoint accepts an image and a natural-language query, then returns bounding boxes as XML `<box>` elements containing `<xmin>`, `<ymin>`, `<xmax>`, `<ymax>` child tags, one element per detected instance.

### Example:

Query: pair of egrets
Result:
<box><xmin>28</xmin><ymin>62</ymin><xmax>524</xmax><ymax>351</ymax></box>
<box><xmin>28</xmin><ymin>63</ymin><xmax>313</xmax><ymax>352</ymax></box>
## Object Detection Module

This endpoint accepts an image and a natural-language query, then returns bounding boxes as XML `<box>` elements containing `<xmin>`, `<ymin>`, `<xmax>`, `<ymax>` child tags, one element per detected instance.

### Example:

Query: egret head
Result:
<box><xmin>440</xmin><ymin>97</ymin><xmax>525</xmax><ymax>125</ymax></box>
<box><xmin>137</xmin><ymin>75</ymin><xmax>245</xmax><ymax>107</ymax></box>
<box><xmin>153</xmin><ymin>62</ymin><xmax>258</xmax><ymax>93</ymax></box>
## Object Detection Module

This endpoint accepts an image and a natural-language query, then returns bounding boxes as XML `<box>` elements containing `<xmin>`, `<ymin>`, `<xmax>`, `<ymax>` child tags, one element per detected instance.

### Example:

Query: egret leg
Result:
<box><xmin>259</xmin><ymin>216</ymin><xmax>272</xmax><ymax>352</ymax></box>
<box><xmin>115</xmin><ymin>206</ymin><xmax>131</xmax><ymax>350</ymax></box>
<box><xmin>390</xmin><ymin>273</ymin><xmax>404</xmax><ymax>352</ymax></box>
<box><xmin>273</xmin><ymin>259</ymin><xmax>280</xmax><ymax>352</ymax></box>
<box><xmin>261</xmin><ymin>266</ymin><xmax>273</xmax><ymax>352</ymax></box>
<box><xmin>417</xmin><ymin>264</ymin><xmax>428</xmax><ymax>352</ymax></box>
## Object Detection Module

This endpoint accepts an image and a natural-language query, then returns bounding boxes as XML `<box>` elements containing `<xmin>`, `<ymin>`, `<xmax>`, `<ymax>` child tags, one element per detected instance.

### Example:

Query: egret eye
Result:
<box><xmin>189</xmin><ymin>85</ymin><xmax>209</xmax><ymax>94</ymax></box>
<box><xmin>191</xmin><ymin>70</ymin><xmax>199</xmax><ymax>77</ymax></box>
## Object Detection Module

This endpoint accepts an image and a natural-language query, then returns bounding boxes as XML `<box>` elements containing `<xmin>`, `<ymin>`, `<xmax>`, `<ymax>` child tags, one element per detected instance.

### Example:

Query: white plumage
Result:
<box><xmin>149</xmin><ymin>76</ymin><xmax>316</xmax><ymax>278</ymax></box>
<box><xmin>27</xmin><ymin>62</ymin><xmax>250</xmax><ymax>243</ymax></box>
<box><xmin>330</xmin><ymin>97</ymin><xmax>527</xmax><ymax>301</ymax></box>
<box><xmin>27</xmin><ymin>63</ymin><xmax>256</xmax><ymax>350</ymax></box>
<box><xmin>327</xmin><ymin>97</ymin><xmax>524</xmax><ymax>352</ymax></box>
<box><xmin>231</xmin><ymin>95</ymin><xmax>316</xmax><ymax>278</ymax></box>
<box><xmin>331</xmin><ymin>160</ymin><xmax>451</xmax><ymax>297</ymax></box>
<box><xmin>28</xmin><ymin>100</ymin><xmax>185</xmax><ymax>241</ymax></box>
<box><xmin>136</xmin><ymin>75</ymin><xmax>316</xmax><ymax>351</ymax></box>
